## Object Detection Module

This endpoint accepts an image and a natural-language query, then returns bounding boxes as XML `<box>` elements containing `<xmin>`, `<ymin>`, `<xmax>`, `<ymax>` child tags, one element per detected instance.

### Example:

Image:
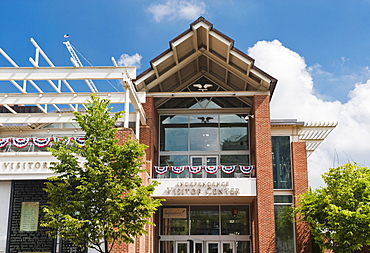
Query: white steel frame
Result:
<box><xmin>0</xmin><ymin>38</ymin><xmax>146</xmax><ymax>138</ymax></box>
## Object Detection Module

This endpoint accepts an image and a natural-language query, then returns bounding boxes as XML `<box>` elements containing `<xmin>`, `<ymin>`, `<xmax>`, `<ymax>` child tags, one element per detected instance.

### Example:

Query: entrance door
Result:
<box><xmin>206</xmin><ymin>242</ymin><xmax>220</xmax><ymax>253</ymax></box>
<box><xmin>175</xmin><ymin>241</ymin><xmax>189</xmax><ymax>253</ymax></box>
<box><xmin>194</xmin><ymin>241</ymin><xmax>203</xmax><ymax>253</ymax></box>
<box><xmin>191</xmin><ymin>156</ymin><xmax>218</xmax><ymax>178</ymax></box>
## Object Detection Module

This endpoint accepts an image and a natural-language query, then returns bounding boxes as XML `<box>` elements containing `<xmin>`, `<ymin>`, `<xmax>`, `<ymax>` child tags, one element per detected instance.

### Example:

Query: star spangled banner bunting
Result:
<box><xmin>0</xmin><ymin>138</ymin><xmax>11</xmax><ymax>148</ymax></box>
<box><xmin>12</xmin><ymin>138</ymin><xmax>30</xmax><ymax>148</ymax></box>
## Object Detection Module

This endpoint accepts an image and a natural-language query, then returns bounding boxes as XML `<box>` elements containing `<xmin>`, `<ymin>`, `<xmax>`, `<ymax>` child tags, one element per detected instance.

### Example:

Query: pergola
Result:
<box><xmin>0</xmin><ymin>38</ymin><xmax>146</xmax><ymax>138</ymax></box>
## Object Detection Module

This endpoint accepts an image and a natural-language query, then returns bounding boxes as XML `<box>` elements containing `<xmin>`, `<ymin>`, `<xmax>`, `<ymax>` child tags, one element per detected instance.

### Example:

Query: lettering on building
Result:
<box><xmin>165</xmin><ymin>181</ymin><xmax>240</xmax><ymax>196</ymax></box>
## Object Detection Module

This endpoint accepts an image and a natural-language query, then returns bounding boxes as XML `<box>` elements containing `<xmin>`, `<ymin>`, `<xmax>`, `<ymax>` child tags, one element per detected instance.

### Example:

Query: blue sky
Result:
<box><xmin>1</xmin><ymin>0</ymin><xmax>370</xmax><ymax>187</ymax></box>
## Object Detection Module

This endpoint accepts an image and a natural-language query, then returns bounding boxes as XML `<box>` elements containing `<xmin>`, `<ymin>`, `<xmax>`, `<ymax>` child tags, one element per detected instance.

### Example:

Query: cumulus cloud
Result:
<box><xmin>248</xmin><ymin>40</ymin><xmax>370</xmax><ymax>188</ymax></box>
<box><xmin>147</xmin><ymin>0</ymin><xmax>206</xmax><ymax>22</ymax></box>
<box><xmin>117</xmin><ymin>53</ymin><xmax>142</xmax><ymax>69</ymax></box>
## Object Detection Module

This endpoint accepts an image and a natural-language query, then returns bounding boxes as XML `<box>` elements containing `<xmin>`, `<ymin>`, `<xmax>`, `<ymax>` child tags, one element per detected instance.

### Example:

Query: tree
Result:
<box><xmin>41</xmin><ymin>95</ymin><xmax>162</xmax><ymax>253</ymax></box>
<box><xmin>296</xmin><ymin>163</ymin><xmax>370</xmax><ymax>252</ymax></box>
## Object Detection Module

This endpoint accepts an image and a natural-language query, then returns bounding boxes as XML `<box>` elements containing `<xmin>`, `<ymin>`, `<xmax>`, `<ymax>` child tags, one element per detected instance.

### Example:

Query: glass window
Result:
<box><xmin>161</xmin><ymin>207</ymin><xmax>189</xmax><ymax>235</ymax></box>
<box><xmin>274</xmin><ymin>195</ymin><xmax>293</xmax><ymax>204</ymax></box>
<box><xmin>236</xmin><ymin>241</ymin><xmax>250</xmax><ymax>253</ymax></box>
<box><xmin>160</xmin><ymin>241</ymin><xmax>174</xmax><ymax>253</ymax></box>
<box><xmin>272</xmin><ymin>136</ymin><xmax>292</xmax><ymax>189</ymax></box>
<box><xmin>221</xmin><ymin>205</ymin><xmax>249</xmax><ymax>235</ymax></box>
<box><xmin>190</xmin><ymin>206</ymin><xmax>219</xmax><ymax>235</ymax></box>
<box><xmin>160</xmin><ymin>115</ymin><xmax>189</xmax><ymax>151</ymax></box>
<box><xmin>274</xmin><ymin>205</ymin><xmax>295</xmax><ymax>253</ymax></box>
<box><xmin>220</xmin><ymin>127</ymin><xmax>248</xmax><ymax>150</ymax></box>
<box><xmin>190</xmin><ymin>115</ymin><xmax>218</xmax><ymax>151</ymax></box>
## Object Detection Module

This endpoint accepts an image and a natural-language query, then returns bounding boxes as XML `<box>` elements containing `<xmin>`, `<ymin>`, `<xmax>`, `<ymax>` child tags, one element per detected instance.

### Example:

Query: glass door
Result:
<box><xmin>176</xmin><ymin>241</ymin><xmax>189</xmax><ymax>253</ymax></box>
<box><xmin>222</xmin><ymin>242</ymin><xmax>234</xmax><ymax>253</ymax></box>
<box><xmin>206</xmin><ymin>242</ymin><xmax>220</xmax><ymax>253</ymax></box>
<box><xmin>190</xmin><ymin>156</ymin><xmax>218</xmax><ymax>178</ymax></box>
<box><xmin>194</xmin><ymin>240</ymin><xmax>203</xmax><ymax>253</ymax></box>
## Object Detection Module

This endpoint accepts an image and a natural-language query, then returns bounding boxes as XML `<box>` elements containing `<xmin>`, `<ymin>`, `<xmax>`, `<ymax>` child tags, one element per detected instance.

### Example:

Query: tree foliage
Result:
<box><xmin>41</xmin><ymin>95</ymin><xmax>162</xmax><ymax>253</ymax></box>
<box><xmin>296</xmin><ymin>163</ymin><xmax>370</xmax><ymax>252</ymax></box>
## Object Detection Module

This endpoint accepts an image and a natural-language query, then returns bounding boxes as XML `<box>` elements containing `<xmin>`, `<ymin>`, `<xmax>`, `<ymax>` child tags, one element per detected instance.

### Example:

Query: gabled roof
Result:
<box><xmin>134</xmin><ymin>17</ymin><xmax>277</xmax><ymax>109</ymax></box>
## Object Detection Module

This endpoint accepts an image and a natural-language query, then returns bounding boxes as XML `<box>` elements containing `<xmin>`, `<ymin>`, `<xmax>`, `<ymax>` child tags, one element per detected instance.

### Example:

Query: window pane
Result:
<box><xmin>160</xmin><ymin>115</ymin><xmax>189</xmax><ymax>151</ymax></box>
<box><xmin>274</xmin><ymin>195</ymin><xmax>293</xmax><ymax>204</ymax></box>
<box><xmin>190</xmin><ymin>115</ymin><xmax>218</xmax><ymax>151</ymax></box>
<box><xmin>236</xmin><ymin>241</ymin><xmax>250</xmax><ymax>253</ymax></box>
<box><xmin>161</xmin><ymin>207</ymin><xmax>189</xmax><ymax>235</ymax></box>
<box><xmin>272</xmin><ymin>136</ymin><xmax>292</xmax><ymax>189</ymax></box>
<box><xmin>160</xmin><ymin>241</ymin><xmax>174</xmax><ymax>253</ymax></box>
<box><xmin>190</xmin><ymin>206</ymin><xmax>219</xmax><ymax>235</ymax></box>
<box><xmin>274</xmin><ymin>205</ymin><xmax>295</xmax><ymax>252</ymax></box>
<box><xmin>220</xmin><ymin>127</ymin><xmax>248</xmax><ymax>150</ymax></box>
<box><xmin>221</xmin><ymin>205</ymin><xmax>249</xmax><ymax>235</ymax></box>
<box><xmin>159</xmin><ymin>155</ymin><xmax>189</xmax><ymax>178</ymax></box>
<box><xmin>220</xmin><ymin>155</ymin><xmax>249</xmax><ymax>178</ymax></box>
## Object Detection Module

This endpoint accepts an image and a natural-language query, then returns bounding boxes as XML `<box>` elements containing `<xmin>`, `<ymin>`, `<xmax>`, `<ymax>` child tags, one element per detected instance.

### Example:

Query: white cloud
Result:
<box><xmin>147</xmin><ymin>0</ymin><xmax>206</xmax><ymax>22</ymax></box>
<box><xmin>117</xmin><ymin>53</ymin><xmax>142</xmax><ymax>68</ymax></box>
<box><xmin>248</xmin><ymin>40</ymin><xmax>370</xmax><ymax>188</ymax></box>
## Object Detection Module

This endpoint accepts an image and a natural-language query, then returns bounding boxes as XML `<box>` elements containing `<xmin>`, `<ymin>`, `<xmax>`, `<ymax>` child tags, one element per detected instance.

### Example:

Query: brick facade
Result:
<box><xmin>292</xmin><ymin>141</ymin><xmax>312</xmax><ymax>253</ymax></box>
<box><xmin>251</xmin><ymin>95</ymin><xmax>276</xmax><ymax>253</ymax></box>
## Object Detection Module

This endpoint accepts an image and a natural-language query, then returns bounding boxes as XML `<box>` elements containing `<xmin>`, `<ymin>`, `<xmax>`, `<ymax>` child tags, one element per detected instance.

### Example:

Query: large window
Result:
<box><xmin>158</xmin><ymin>114</ymin><xmax>249</xmax><ymax>178</ymax></box>
<box><xmin>274</xmin><ymin>195</ymin><xmax>295</xmax><ymax>253</ymax></box>
<box><xmin>272</xmin><ymin>136</ymin><xmax>292</xmax><ymax>189</ymax></box>
<box><xmin>160</xmin><ymin>205</ymin><xmax>250</xmax><ymax>236</ymax></box>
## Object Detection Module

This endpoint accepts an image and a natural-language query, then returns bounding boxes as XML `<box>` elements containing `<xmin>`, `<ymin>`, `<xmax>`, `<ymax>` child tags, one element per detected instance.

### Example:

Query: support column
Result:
<box><xmin>292</xmin><ymin>141</ymin><xmax>312</xmax><ymax>253</ymax></box>
<box><xmin>124</xmin><ymin>84</ymin><xmax>130</xmax><ymax>128</ymax></box>
<box><xmin>251</xmin><ymin>94</ymin><xmax>276</xmax><ymax>253</ymax></box>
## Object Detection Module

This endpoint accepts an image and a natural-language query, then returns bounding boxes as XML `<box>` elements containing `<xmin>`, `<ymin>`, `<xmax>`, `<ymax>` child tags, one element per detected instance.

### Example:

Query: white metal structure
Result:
<box><xmin>63</xmin><ymin>40</ymin><xmax>98</xmax><ymax>93</ymax></box>
<box><xmin>0</xmin><ymin>38</ymin><xmax>147</xmax><ymax>137</ymax></box>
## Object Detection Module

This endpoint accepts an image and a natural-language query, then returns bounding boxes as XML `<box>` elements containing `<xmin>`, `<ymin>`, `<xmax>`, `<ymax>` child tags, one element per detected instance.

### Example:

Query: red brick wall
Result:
<box><xmin>292</xmin><ymin>141</ymin><xmax>312</xmax><ymax>253</ymax></box>
<box><xmin>251</xmin><ymin>95</ymin><xmax>276</xmax><ymax>253</ymax></box>
<box><xmin>112</xmin><ymin>126</ymin><xmax>156</xmax><ymax>253</ymax></box>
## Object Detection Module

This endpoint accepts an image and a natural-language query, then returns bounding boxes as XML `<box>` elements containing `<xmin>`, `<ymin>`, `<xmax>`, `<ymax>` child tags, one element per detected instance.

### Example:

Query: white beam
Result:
<box><xmin>148</xmin><ymin>91</ymin><xmax>269</xmax><ymax>98</ymax></box>
<box><xmin>0</xmin><ymin>67</ymin><xmax>136</xmax><ymax>81</ymax></box>
<box><xmin>0</xmin><ymin>112</ymin><xmax>139</xmax><ymax>124</ymax></box>
<box><xmin>0</xmin><ymin>92</ymin><xmax>147</xmax><ymax>105</ymax></box>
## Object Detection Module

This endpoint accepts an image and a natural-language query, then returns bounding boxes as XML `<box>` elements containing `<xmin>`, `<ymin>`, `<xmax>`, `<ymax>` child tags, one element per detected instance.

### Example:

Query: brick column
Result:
<box><xmin>251</xmin><ymin>95</ymin><xmax>276</xmax><ymax>253</ymax></box>
<box><xmin>292</xmin><ymin>141</ymin><xmax>312</xmax><ymax>253</ymax></box>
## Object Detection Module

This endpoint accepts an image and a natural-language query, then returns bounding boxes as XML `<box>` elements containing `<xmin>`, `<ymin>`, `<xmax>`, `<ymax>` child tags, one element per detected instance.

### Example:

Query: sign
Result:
<box><xmin>20</xmin><ymin>202</ymin><xmax>39</xmax><ymax>231</ymax></box>
<box><xmin>163</xmin><ymin>208</ymin><xmax>187</xmax><ymax>218</ymax></box>
<box><xmin>165</xmin><ymin>181</ymin><xmax>240</xmax><ymax>196</ymax></box>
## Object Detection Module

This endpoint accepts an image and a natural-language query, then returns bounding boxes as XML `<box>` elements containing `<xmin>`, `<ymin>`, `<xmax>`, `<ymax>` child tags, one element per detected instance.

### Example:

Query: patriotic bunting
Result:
<box><xmin>12</xmin><ymin>138</ymin><xmax>30</xmax><ymax>148</ymax></box>
<box><xmin>74</xmin><ymin>137</ymin><xmax>85</xmax><ymax>147</ymax></box>
<box><xmin>189</xmin><ymin>166</ymin><xmax>202</xmax><ymax>174</ymax></box>
<box><xmin>240</xmin><ymin>165</ymin><xmax>254</xmax><ymax>174</ymax></box>
<box><xmin>0</xmin><ymin>138</ymin><xmax>11</xmax><ymax>148</ymax></box>
<box><xmin>171</xmin><ymin>166</ymin><xmax>186</xmax><ymax>174</ymax></box>
<box><xmin>32</xmin><ymin>137</ymin><xmax>53</xmax><ymax>148</ymax></box>
<box><xmin>155</xmin><ymin>166</ymin><xmax>168</xmax><ymax>175</ymax></box>
<box><xmin>205</xmin><ymin>165</ymin><xmax>218</xmax><ymax>174</ymax></box>
<box><xmin>221</xmin><ymin>166</ymin><xmax>236</xmax><ymax>174</ymax></box>
<box><xmin>155</xmin><ymin>164</ymin><xmax>255</xmax><ymax>175</ymax></box>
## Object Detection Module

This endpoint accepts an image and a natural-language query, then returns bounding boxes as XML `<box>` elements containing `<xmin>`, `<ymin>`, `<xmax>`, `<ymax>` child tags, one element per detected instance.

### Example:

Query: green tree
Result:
<box><xmin>41</xmin><ymin>95</ymin><xmax>162</xmax><ymax>253</ymax></box>
<box><xmin>296</xmin><ymin>163</ymin><xmax>370</xmax><ymax>252</ymax></box>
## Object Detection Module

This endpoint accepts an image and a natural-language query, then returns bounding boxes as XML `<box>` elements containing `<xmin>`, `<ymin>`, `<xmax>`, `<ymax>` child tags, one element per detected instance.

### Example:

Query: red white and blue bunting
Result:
<box><xmin>74</xmin><ymin>137</ymin><xmax>85</xmax><ymax>147</ymax></box>
<box><xmin>0</xmin><ymin>138</ymin><xmax>11</xmax><ymax>148</ymax></box>
<box><xmin>221</xmin><ymin>166</ymin><xmax>236</xmax><ymax>174</ymax></box>
<box><xmin>205</xmin><ymin>166</ymin><xmax>218</xmax><ymax>174</ymax></box>
<box><xmin>171</xmin><ymin>166</ymin><xmax>186</xmax><ymax>174</ymax></box>
<box><xmin>240</xmin><ymin>165</ymin><xmax>254</xmax><ymax>174</ymax></box>
<box><xmin>0</xmin><ymin>137</ymin><xmax>85</xmax><ymax>149</ymax></box>
<box><xmin>12</xmin><ymin>138</ymin><xmax>30</xmax><ymax>148</ymax></box>
<box><xmin>155</xmin><ymin>165</ymin><xmax>254</xmax><ymax>175</ymax></box>
<box><xmin>154</xmin><ymin>166</ymin><xmax>169</xmax><ymax>175</ymax></box>
<box><xmin>32</xmin><ymin>137</ymin><xmax>52</xmax><ymax>148</ymax></box>
<box><xmin>189</xmin><ymin>166</ymin><xmax>202</xmax><ymax>174</ymax></box>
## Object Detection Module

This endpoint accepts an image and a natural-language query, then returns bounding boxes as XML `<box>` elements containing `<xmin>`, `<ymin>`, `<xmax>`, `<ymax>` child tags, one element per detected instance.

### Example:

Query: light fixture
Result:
<box><xmin>231</xmin><ymin>208</ymin><xmax>238</xmax><ymax>218</ymax></box>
